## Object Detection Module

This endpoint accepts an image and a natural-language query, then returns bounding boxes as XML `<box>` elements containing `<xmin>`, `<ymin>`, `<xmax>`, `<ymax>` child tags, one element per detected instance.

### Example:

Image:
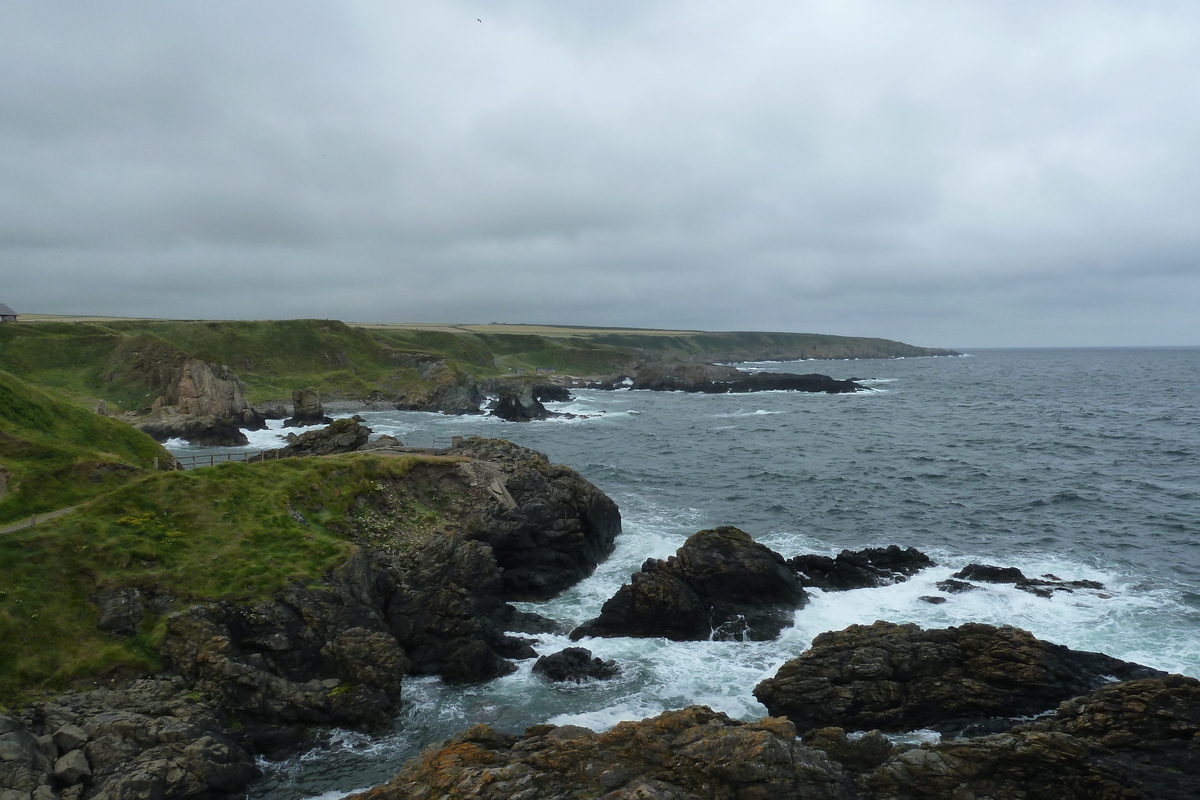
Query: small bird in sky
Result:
<box><xmin>477</xmin><ymin>18</ymin><xmax>481</xmax><ymax>22</ymax></box>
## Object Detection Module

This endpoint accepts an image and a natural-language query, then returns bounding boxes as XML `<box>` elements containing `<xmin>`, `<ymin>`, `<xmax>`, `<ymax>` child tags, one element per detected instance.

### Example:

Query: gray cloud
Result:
<box><xmin>3</xmin><ymin>0</ymin><xmax>1199</xmax><ymax>346</ymax></box>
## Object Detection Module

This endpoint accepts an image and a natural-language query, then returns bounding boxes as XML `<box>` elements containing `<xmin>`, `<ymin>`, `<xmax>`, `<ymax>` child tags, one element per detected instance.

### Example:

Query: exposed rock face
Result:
<box><xmin>348</xmin><ymin>706</ymin><xmax>854</xmax><ymax>800</ymax></box>
<box><xmin>490</xmin><ymin>385</ymin><xmax>552</xmax><ymax>422</ymax></box>
<box><xmin>753</xmin><ymin>621</ymin><xmax>1163</xmax><ymax>736</ymax></box>
<box><xmin>0</xmin><ymin>677</ymin><xmax>259</xmax><ymax>800</ymax></box>
<box><xmin>351</xmin><ymin>677</ymin><xmax>1200</xmax><ymax>800</ymax></box>
<box><xmin>571</xmin><ymin>526</ymin><xmax>807</xmax><ymax>642</ymax></box>
<box><xmin>631</xmin><ymin>361</ymin><xmax>863</xmax><ymax>394</ymax></box>
<box><xmin>283</xmin><ymin>388</ymin><xmax>333</xmax><ymax>427</ymax></box>
<box><xmin>446</xmin><ymin>437</ymin><xmax>621</xmax><ymax>600</ymax></box>
<box><xmin>395</xmin><ymin>361</ymin><xmax>484</xmax><ymax>414</ymax></box>
<box><xmin>859</xmin><ymin>675</ymin><xmax>1200</xmax><ymax>800</ymax></box>
<box><xmin>532</xmin><ymin>648</ymin><xmax>620</xmax><ymax>683</ymax></box>
<box><xmin>788</xmin><ymin>546</ymin><xmax>934</xmax><ymax>591</ymax></box>
<box><xmin>273</xmin><ymin>418</ymin><xmax>371</xmax><ymax>457</ymax></box>
<box><xmin>155</xmin><ymin>439</ymin><xmax>620</xmax><ymax>730</ymax></box>
<box><xmin>135</xmin><ymin>359</ymin><xmax>266</xmax><ymax>445</ymax></box>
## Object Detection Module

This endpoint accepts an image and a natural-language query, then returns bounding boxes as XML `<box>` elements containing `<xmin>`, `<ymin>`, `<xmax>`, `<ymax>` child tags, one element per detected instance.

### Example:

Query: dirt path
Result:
<box><xmin>0</xmin><ymin>504</ymin><xmax>82</xmax><ymax>535</ymax></box>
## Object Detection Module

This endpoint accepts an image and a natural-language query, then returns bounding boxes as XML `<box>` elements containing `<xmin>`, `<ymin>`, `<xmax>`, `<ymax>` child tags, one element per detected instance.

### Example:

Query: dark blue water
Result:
<box><xmin>167</xmin><ymin>348</ymin><xmax>1200</xmax><ymax>799</ymax></box>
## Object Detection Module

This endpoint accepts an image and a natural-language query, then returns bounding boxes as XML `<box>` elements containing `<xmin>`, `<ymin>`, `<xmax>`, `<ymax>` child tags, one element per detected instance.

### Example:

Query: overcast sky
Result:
<box><xmin>3</xmin><ymin>1</ymin><xmax>1199</xmax><ymax>347</ymax></box>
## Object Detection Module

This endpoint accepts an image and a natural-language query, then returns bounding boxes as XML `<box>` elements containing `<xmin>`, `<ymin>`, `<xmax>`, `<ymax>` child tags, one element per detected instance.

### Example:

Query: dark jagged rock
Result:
<box><xmin>532</xmin><ymin>648</ymin><xmax>620</xmax><ymax>683</ymax></box>
<box><xmin>348</xmin><ymin>676</ymin><xmax>1200</xmax><ymax>800</ymax></box>
<box><xmin>859</xmin><ymin>675</ymin><xmax>1200</xmax><ymax>800</ymax></box>
<box><xmin>935</xmin><ymin>578</ymin><xmax>976</xmax><ymax>594</ymax></box>
<box><xmin>136</xmin><ymin>410</ymin><xmax>251</xmax><ymax>447</ymax></box>
<box><xmin>1</xmin><ymin>677</ymin><xmax>259</xmax><ymax>800</ymax></box>
<box><xmin>251</xmin><ymin>418</ymin><xmax>371</xmax><ymax>459</ymax></box>
<box><xmin>571</xmin><ymin>526</ymin><xmax>807</xmax><ymax>642</ymax></box>
<box><xmin>630</xmin><ymin>360</ymin><xmax>864</xmax><ymax>394</ymax></box>
<box><xmin>282</xmin><ymin>387</ymin><xmax>333</xmax><ymax>427</ymax></box>
<box><xmin>788</xmin><ymin>546</ymin><xmax>934</xmax><ymax>591</ymax></box>
<box><xmin>531</xmin><ymin>383</ymin><xmax>572</xmax><ymax>402</ymax></box>
<box><xmin>753</xmin><ymin>621</ymin><xmax>1163</xmax><ymax>736</ymax></box>
<box><xmin>394</xmin><ymin>360</ymin><xmax>484</xmax><ymax>414</ymax></box>
<box><xmin>952</xmin><ymin>563</ymin><xmax>1107</xmax><ymax>598</ymax></box>
<box><xmin>491</xmin><ymin>385</ymin><xmax>553</xmax><ymax>421</ymax></box>
<box><xmin>445</xmin><ymin>437</ymin><xmax>621</xmax><ymax>600</ymax></box>
<box><xmin>348</xmin><ymin>706</ymin><xmax>854</xmax><ymax>800</ymax></box>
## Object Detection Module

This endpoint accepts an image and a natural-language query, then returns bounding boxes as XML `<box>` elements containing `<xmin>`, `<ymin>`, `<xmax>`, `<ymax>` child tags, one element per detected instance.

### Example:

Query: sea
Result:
<box><xmin>164</xmin><ymin>347</ymin><xmax>1200</xmax><ymax>800</ymax></box>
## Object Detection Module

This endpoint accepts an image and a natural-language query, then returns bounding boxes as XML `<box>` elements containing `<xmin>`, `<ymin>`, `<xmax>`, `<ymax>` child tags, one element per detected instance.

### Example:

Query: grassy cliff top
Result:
<box><xmin>0</xmin><ymin>371</ymin><xmax>171</xmax><ymax>525</ymax></box>
<box><xmin>0</xmin><ymin>452</ymin><xmax>461</xmax><ymax>703</ymax></box>
<box><xmin>1</xmin><ymin>317</ymin><xmax>956</xmax><ymax>412</ymax></box>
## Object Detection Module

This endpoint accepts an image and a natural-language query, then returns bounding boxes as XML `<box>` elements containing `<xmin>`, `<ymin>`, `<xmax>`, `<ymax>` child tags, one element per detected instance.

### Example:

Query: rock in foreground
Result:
<box><xmin>350</xmin><ymin>676</ymin><xmax>1200</xmax><ymax>800</ymax></box>
<box><xmin>348</xmin><ymin>706</ymin><xmax>853</xmax><ymax>800</ymax></box>
<box><xmin>754</xmin><ymin>621</ymin><xmax>1163</xmax><ymax>736</ymax></box>
<box><xmin>571</xmin><ymin>526</ymin><xmax>807</xmax><ymax>642</ymax></box>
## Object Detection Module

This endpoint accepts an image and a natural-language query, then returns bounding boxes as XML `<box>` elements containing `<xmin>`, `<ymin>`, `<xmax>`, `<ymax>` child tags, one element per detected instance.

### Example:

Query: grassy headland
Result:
<box><xmin>0</xmin><ymin>452</ymin><xmax>458</xmax><ymax>702</ymax></box>
<box><xmin>1</xmin><ymin>317</ymin><xmax>956</xmax><ymax>413</ymax></box>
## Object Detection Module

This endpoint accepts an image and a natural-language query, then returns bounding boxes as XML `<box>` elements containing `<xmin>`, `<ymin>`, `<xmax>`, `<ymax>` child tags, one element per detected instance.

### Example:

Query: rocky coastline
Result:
<box><xmin>5</xmin><ymin>455</ymin><xmax>1195</xmax><ymax>800</ymax></box>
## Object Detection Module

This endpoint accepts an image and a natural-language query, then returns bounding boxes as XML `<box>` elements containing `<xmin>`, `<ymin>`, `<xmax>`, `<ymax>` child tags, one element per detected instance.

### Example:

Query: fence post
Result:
<box><xmin>153</xmin><ymin>457</ymin><xmax>159</xmax><ymax>471</ymax></box>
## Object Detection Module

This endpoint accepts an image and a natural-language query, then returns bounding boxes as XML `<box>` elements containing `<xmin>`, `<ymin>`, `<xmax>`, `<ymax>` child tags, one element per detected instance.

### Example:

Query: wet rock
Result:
<box><xmin>532</xmin><ymin>648</ymin><xmax>620</xmax><ymax>683</ymax></box>
<box><xmin>631</xmin><ymin>361</ymin><xmax>863</xmax><ymax>394</ymax></box>
<box><xmin>802</xmin><ymin>728</ymin><xmax>895</xmax><ymax>772</ymax></box>
<box><xmin>347</xmin><ymin>706</ymin><xmax>854</xmax><ymax>800</ymax></box>
<box><xmin>934</xmin><ymin>578</ymin><xmax>976</xmax><ymax>593</ymax></box>
<box><xmin>788</xmin><ymin>546</ymin><xmax>935</xmax><ymax>591</ymax></box>
<box><xmin>951</xmin><ymin>563</ymin><xmax>1108</xmax><ymax>597</ymax></box>
<box><xmin>282</xmin><ymin>388</ymin><xmax>333</xmax><ymax>428</ymax></box>
<box><xmin>490</xmin><ymin>384</ymin><xmax>552</xmax><ymax>421</ymax></box>
<box><xmin>753</xmin><ymin>621</ymin><xmax>1163</xmax><ymax>736</ymax></box>
<box><xmin>571</xmin><ymin>526</ymin><xmax>807</xmax><ymax>642</ymax></box>
<box><xmin>918</xmin><ymin>595</ymin><xmax>947</xmax><ymax>604</ymax></box>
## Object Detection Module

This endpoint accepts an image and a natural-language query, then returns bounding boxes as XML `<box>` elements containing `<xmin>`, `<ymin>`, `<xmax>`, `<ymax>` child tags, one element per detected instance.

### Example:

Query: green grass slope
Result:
<box><xmin>0</xmin><ymin>453</ymin><xmax>452</xmax><ymax>702</ymax></box>
<box><xmin>0</xmin><ymin>318</ymin><xmax>956</xmax><ymax>414</ymax></box>
<box><xmin>0</xmin><ymin>372</ymin><xmax>171</xmax><ymax>524</ymax></box>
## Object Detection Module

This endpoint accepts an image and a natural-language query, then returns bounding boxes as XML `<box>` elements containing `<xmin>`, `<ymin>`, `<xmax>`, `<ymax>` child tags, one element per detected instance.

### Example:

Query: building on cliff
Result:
<box><xmin>0</xmin><ymin>303</ymin><xmax>16</xmax><ymax>322</ymax></box>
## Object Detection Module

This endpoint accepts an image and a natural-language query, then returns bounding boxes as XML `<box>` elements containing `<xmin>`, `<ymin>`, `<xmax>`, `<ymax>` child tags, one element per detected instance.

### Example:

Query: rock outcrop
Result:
<box><xmin>350</xmin><ymin>676</ymin><xmax>1200</xmax><ymax>800</ymax></box>
<box><xmin>0</xmin><ymin>677</ymin><xmax>259</xmax><ymax>800</ymax></box>
<box><xmin>282</xmin><ymin>388</ymin><xmax>333</xmax><ymax>427</ymax></box>
<box><xmin>532</xmin><ymin>648</ymin><xmax>620</xmax><ymax>683</ymax></box>
<box><xmin>394</xmin><ymin>361</ymin><xmax>484</xmax><ymax>414</ymax></box>
<box><xmin>349</xmin><ymin>706</ymin><xmax>854</xmax><ymax>800</ymax></box>
<box><xmin>445</xmin><ymin>437</ymin><xmax>621</xmax><ymax>600</ymax></box>
<box><xmin>490</xmin><ymin>384</ymin><xmax>553</xmax><ymax>422</ymax></box>
<box><xmin>571</xmin><ymin>526</ymin><xmax>807</xmax><ymax>642</ymax></box>
<box><xmin>135</xmin><ymin>359</ymin><xmax>266</xmax><ymax>445</ymax></box>
<box><xmin>753</xmin><ymin>621</ymin><xmax>1163</xmax><ymax>736</ymax></box>
<box><xmin>630</xmin><ymin>361</ymin><xmax>863</xmax><ymax>394</ymax></box>
<box><xmin>949</xmin><ymin>563</ymin><xmax>1107</xmax><ymax>598</ymax></box>
<box><xmin>153</xmin><ymin>438</ymin><xmax>620</xmax><ymax>732</ymax></box>
<box><xmin>788</xmin><ymin>546</ymin><xmax>934</xmax><ymax>591</ymax></box>
<box><xmin>269</xmin><ymin>418</ymin><xmax>371</xmax><ymax>458</ymax></box>
<box><xmin>858</xmin><ymin>675</ymin><xmax>1200</xmax><ymax>800</ymax></box>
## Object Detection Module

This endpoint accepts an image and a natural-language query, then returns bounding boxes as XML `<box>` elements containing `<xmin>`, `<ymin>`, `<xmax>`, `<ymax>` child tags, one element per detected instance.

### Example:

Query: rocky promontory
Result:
<box><xmin>133</xmin><ymin>359</ymin><xmax>266</xmax><ymax>446</ymax></box>
<box><xmin>0</xmin><ymin>437</ymin><xmax>621</xmax><ymax>800</ymax></box>
<box><xmin>629</xmin><ymin>361</ymin><xmax>864</xmax><ymax>394</ymax></box>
